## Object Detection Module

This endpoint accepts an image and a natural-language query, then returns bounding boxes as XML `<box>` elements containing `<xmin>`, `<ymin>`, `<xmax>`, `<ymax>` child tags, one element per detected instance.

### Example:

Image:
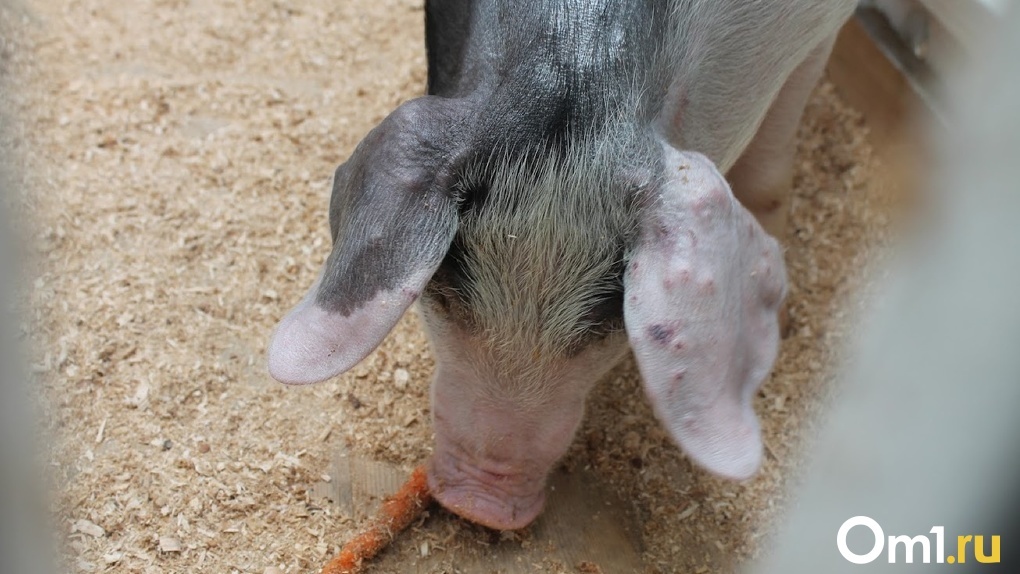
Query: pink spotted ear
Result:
<box><xmin>624</xmin><ymin>146</ymin><xmax>787</xmax><ymax>480</ymax></box>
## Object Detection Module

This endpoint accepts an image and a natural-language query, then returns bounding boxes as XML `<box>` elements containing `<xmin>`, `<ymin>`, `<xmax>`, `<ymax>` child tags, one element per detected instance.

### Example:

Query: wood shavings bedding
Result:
<box><xmin>2</xmin><ymin>0</ymin><xmax>894</xmax><ymax>572</ymax></box>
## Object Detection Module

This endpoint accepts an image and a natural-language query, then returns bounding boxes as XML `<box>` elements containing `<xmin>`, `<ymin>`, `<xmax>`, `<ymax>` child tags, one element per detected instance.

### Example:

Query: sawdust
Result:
<box><xmin>3</xmin><ymin>1</ymin><xmax>894</xmax><ymax>573</ymax></box>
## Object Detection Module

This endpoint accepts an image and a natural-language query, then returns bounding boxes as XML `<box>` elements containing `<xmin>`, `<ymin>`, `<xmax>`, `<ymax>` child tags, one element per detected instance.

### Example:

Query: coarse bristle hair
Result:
<box><xmin>449</xmin><ymin>121</ymin><xmax>656</xmax><ymax>380</ymax></box>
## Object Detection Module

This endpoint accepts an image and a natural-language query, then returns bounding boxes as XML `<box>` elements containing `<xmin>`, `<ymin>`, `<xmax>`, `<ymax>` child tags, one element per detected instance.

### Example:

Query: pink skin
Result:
<box><xmin>267</xmin><ymin>270</ymin><xmax>432</xmax><ymax>386</ymax></box>
<box><xmin>422</xmin><ymin>315</ymin><xmax>628</xmax><ymax>530</ymax></box>
<box><xmin>624</xmin><ymin>148</ymin><xmax>786</xmax><ymax>480</ymax></box>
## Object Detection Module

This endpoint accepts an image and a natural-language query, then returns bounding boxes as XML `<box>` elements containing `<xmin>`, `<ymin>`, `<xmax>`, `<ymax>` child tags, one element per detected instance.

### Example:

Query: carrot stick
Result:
<box><xmin>321</xmin><ymin>465</ymin><xmax>433</xmax><ymax>574</ymax></box>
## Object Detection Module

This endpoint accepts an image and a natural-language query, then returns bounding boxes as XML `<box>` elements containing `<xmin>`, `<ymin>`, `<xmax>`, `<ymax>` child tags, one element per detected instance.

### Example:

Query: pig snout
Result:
<box><xmin>426</xmin><ymin>367</ymin><xmax>587</xmax><ymax>530</ymax></box>
<box><xmin>424</xmin><ymin>362</ymin><xmax>587</xmax><ymax>530</ymax></box>
<box><xmin>427</xmin><ymin>450</ymin><xmax>548</xmax><ymax>531</ymax></box>
<box><xmin>420</xmin><ymin>320</ymin><xmax>629</xmax><ymax>530</ymax></box>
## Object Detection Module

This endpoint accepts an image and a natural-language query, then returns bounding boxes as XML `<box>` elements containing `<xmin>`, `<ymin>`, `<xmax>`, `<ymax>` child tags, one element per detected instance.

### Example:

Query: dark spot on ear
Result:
<box><xmin>674</xmin><ymin>370</ymin><xmax>686</xmax><ymax>382</ymax></box>
<box><xmin>674</xmin><ymin>339</ymin><xmax>685</xmax><ymax>351</ymax></box>
<box><xmin>653</xmin><ymin>222</ymin><xmax>670</xmax><ymax>241</ymax></box>
<box><xmin>686</xmin><ymin>229</ymin><xmax>698</xmax><ymax>249</ymax></box>
<box><xmin>625</xmin><ymin>260</ymin><xmax>640</xmax><ymax>282</ymax></box>
<box><xmin>647</xmin><ymin>324</ymin><xmax>673</xmax><ymax>344</ymax></box>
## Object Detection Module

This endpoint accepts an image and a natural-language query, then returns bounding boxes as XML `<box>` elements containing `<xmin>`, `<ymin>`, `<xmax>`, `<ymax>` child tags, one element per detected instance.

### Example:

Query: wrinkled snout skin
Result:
<box><xmin>266</xmin><ymin>0</ymin><xmax>857</xmax><ymax>533</ymax></box>
<box><xmin>423</xmin><ymin>315</ymin><xmax>630</xmax><ymax>529</ymax></box>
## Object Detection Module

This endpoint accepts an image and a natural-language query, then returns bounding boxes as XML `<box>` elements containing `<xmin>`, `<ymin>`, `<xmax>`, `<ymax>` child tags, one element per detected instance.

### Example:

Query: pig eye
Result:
<box><xmin>456</xmin><ymin>181</ymin><xmax>489</xmax><ymax>217</ymax></box>
<box><xmin>585</xmin><ymin>295</ymin><xmax>625</xmax><ymax>332</ymax></box>
<box><xmin>423</xmin><ymin>280</ymin><xmax>467</xmax><ymax>318</ymax></box>
<box><xmin>430</xmin><ymin>290</ymin><xmax>451</xmax><ymax>312</ymax></box>
<box><xmin>420</xmin><ymin>282</ymin><xmax>451</xmax><ymax>313</ymax></box>
<box><xmin>562</xmin><ymin>294</ymin><xmax>625</xmax><ymax>358</ymax></box>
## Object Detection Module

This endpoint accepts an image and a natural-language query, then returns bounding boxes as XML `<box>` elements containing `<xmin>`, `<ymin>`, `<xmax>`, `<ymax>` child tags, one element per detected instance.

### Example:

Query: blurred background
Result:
<box><xmin>758</xmin><ymin>0</ymin><xmax>1020</xmax><ymax>572</ymax></box>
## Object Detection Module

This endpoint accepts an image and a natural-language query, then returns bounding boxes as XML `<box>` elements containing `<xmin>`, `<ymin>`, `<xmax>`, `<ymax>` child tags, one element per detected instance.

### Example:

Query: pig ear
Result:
<box><xmin>268</xmin><ymin>97</ymin><xmax>467</xmax><ymax>385</ymax></box>
<box><xmin>624</xmin><ymin>147</ymin><xmax>787</xmax><ymax>480</ymax></box>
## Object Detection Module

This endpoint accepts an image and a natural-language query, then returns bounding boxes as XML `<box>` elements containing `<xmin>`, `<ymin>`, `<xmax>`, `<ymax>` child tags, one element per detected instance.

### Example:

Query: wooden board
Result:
<box><xmin>828</xmin><ymin>13</ymin><xmax>937</xmax><ymax>217</ymax></box>
<box><xmin>311</xmin><ymin>452</ymin><xmax>645</xmax><ymax>573</ymax></box>
<box><xmin>829</xmin><ymin>15</ymin><xmax>930</xmax><ymax>149</ymax></box>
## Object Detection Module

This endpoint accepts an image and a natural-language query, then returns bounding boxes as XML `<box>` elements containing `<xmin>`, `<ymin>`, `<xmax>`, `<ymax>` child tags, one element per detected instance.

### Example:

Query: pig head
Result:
<box><xmin>265</xmin><ymin>0</ymin><xmax>851</xmax><ymax>530</ymax></box>
<box><xmin>267</xmin><ymin>99</ymin><xmax>785</xmax><ymax>530</ymax></box>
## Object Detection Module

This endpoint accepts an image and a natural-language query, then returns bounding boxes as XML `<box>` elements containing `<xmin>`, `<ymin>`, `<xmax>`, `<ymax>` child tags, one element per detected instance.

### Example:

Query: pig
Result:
<box><xmin>268</xmin><ymin>0</ymin><xmax>857</xmax><ymax>530</ymax></box>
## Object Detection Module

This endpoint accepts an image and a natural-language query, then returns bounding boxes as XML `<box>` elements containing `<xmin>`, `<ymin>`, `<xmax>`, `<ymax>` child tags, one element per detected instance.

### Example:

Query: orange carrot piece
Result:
<box><xmin>321</xmin><ymin>465</ymin><xmax>433</xmax><ymax>574</ymax></box>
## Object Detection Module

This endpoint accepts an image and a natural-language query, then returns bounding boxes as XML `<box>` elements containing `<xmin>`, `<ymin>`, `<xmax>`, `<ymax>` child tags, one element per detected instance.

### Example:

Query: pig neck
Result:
<box><xmin>426</xmin><ymin>0</ymin><xmax>666</xmax><ymax>151</ymax></box>
<box><xmin>426</xmin><ymin>0</ymin><xmax>852</xmax><ymax>172</ymax></box>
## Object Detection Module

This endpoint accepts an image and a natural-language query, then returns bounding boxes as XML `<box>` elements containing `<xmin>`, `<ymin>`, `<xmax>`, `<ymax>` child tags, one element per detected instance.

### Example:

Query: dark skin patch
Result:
<box><xmin>317</xmin><ymin>97</ymin><xmax>465</xmax><ymax>316</ymax></box>
<box><xmin>645</xmin><ymin>322</ymin><xmax>686</xmax><ymax>350</ymax></box>
<box><xmin>647</xmin><ymin>324</ymin><xmax>674</xmax><ymax>344</ymax></box>
<box><xmin>653</xmin><ymin>222</ymin><xmax>671</xmax><ymax>242</ymax></box>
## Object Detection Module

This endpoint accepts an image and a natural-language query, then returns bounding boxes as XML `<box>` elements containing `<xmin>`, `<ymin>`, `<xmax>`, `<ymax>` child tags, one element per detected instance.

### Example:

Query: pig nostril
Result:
<box><xmin>478</xmin><ymin>469</ymin><xmax>509</xmax><ymax>483</ymax></box>
<box><xmin>427</xmin><ymin>456</ymin><xmax>549</xmax><ymax>529</ymax></box>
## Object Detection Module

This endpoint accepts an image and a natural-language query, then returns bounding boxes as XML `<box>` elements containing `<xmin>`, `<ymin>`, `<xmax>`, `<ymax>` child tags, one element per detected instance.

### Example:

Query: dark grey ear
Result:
<box><xmin>268</xmin><ymin>96</ymin><xmax>468</xmax><ymax>384</ymax></box>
